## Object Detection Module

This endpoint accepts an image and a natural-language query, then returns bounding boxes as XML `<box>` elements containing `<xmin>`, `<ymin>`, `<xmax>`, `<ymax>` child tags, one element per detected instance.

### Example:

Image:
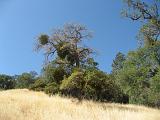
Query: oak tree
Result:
<box><xmin>36</xmin><ymin>23</ymin><xmax>93</xmax><ymax>68</ymax></box>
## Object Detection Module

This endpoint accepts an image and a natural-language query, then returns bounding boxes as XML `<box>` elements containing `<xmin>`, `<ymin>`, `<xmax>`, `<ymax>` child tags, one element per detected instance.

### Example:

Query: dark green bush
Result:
<box><xmin>60</xmin><ymin>71</ymin><xmax>85</xmax><ymax>99</ymax></box>
<box><xmin>29</xmin><ymin>78</ymin><xmax>46</xmax><ymax>91</ymax></box>
<box><xmin>44</xmin><ymin>82</ymin><xmax>59</xmax><ymax>95</ymax></box>
<box><xmin>0</xmin><ymin>74</ymin><xmax>15</xmax><ymax>90</ymax></box>
<box><xmin>60</xmin><ymin>69</ymin><xmax>128</xmax><ymax>103</ymax></box>
<box><xmin>84</xmin><ymin>70</ymin><xmax>127</xmax><ymax>102</ymax></box>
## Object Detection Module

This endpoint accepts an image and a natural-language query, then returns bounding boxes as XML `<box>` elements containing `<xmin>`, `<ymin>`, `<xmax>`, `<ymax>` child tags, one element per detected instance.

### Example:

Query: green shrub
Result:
<box><xmin>60</xmin><ymin>69</ymin><xmax>127</xmax><ymax>103</ymax></box>
<box><xmin>84</xmin><ymin>70</ymin><xmax>126</xmax><ymax>102</ymax></box>
<box><xmin>60</xmin><ymin>71</ymin><xmax>85</xmax><ymax>99</ymax></box>
<box><xmin>29</xmin><ymin>78</ymin><xmax>46</xmax><ymax>91</ymax></box>
<box><xmin>44</xmin><ymin>82</ymin><xmax>59</xmax><ymax>95</ymax></box>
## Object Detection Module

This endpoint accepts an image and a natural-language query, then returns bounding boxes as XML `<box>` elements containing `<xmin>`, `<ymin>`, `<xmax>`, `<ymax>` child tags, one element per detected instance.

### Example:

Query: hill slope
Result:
<box><xmin>0</xmin><ymin>89</ymin><xmax>159</xmax><ymax>120</ymax></box>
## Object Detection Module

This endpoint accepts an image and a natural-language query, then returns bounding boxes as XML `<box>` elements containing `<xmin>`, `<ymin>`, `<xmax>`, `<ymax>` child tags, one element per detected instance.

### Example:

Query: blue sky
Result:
<box><xmin>0</xmin><ymin>0</ymin><xmax>140</xmax><ymax>75</ymax></box>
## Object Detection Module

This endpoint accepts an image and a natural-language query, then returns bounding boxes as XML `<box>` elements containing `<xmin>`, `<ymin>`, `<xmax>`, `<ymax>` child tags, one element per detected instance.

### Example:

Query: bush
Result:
<box><xmin>60</xmin><ymin>71</ymin><xmax>85</xmax><ymax>99</ymax></box>
<box><xmin>84</xmin><ymin>70</ymin><xmax>127</xmax><ymax>102</ymax></box>
<box><xmin>29</xmin><ymin>78</ymin><xmax>46</xmax><ymax>91</ymax></box>
<box><xmin>44</xmin><ymin>82</ymin><xmax>59</xmax><ymax>95</ymax></box>
<box><xmin>60</xmin><ymin>69</ymin><xmax>128</xmax><ymax>103</ymax></box>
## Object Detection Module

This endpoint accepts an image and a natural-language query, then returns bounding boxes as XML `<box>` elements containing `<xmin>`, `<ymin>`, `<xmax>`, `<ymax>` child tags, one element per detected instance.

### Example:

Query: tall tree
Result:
<box><xmin>35</xmin><ymin>23</ymin><xmax>93</xmax><ymax>68</ymax></box>
<box><xmin>112</xmin><ymin>52</ymin><xmax>126</xmax><ymax>74</ymax></box>
<box><xmin>122</xmin><ymin>0</ymin><xmax>160</xmax><ymax>46</ymax></box>
<box><xmin>114</xmin><ymin>45</ymin><xmax>160</xmax><ymax>106</ymax></box>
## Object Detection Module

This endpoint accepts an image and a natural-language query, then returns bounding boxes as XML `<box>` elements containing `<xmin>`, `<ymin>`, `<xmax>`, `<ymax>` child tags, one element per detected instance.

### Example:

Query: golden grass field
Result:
<box><xmin>0</xmin><ymin>89</ymin><xmax>160</xmax><ymax>120</ymax></box>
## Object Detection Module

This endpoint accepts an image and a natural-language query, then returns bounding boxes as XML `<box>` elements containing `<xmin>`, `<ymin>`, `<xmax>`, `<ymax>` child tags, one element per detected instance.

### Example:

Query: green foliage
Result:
<box><xmin>84</xmin><ymin>69</ymin><xmax>124</xmax><ymax>102</ymax></box>
<box><xmin>43</xmin><ymin>63</ymin><xmax>67</xmax><ymax>84</ymax></box>
<box><xmin>16</xmin><ymin>73</ymin><xmax>35</xmax><ymax>88</ymax></box>
<box><xmin>29</xmin><ymin>78</ymin><xmax>46</xmax><ymax>91</ymax></box>
<box><xmin>120</xmin><ymin>0</ymin><xmax>160</xmax><ymax>106</ymax></box>
<box><xmin>0</xmin><ymin>74</ymin><xmax>15</xmax><ymax>90</ymax></box>
<box><xmin>44</xmin><ymin>82</ymin><xmax>59</xmax><ymax>95</ymax></box>
<box><xmin>112</xmin><ymin>52</ymin><xmax>126</xmax><ymax>74</ymax></box>
<box><xmin>149</xmin><ymin>69</ymin><xmax>160</xmax><ymax>107</ymax></box>
<box><xmin>151</xmin><ymin>69</ymin><xmax>160</xmax><ymax>93</ymax></box>
<box><xmin>60</xmin><ymin>69</ymin><xmax>128</xmax><ymax>103</ymax></box>
<box><xmin>38</xmin><ymin>34</ymin><xmax>49</xmax><ymax>45</ymax></box>
<box><xmin>60</xmin><ymin>71</ymin><xmax>85</xmax><ymax>98</ymax></box>
<box><xmin>114</xmin><ymin>45</ymin><xmax>160</xmax><ymax>106</ymax></box>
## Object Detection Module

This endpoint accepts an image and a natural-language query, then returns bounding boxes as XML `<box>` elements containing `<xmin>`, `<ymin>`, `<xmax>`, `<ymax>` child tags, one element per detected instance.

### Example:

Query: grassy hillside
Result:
<box><xmin>0</xmin><ymin>89</ymin><xmax>159</xmax><ymax>120</ymax></box>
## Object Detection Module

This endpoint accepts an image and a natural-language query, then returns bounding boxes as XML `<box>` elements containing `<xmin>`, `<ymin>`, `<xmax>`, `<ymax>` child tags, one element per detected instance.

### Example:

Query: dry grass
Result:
<box><xmin>0</xmin><ymin>89</ymin><xmax>159</xmax><ymax>120</ymax></box>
